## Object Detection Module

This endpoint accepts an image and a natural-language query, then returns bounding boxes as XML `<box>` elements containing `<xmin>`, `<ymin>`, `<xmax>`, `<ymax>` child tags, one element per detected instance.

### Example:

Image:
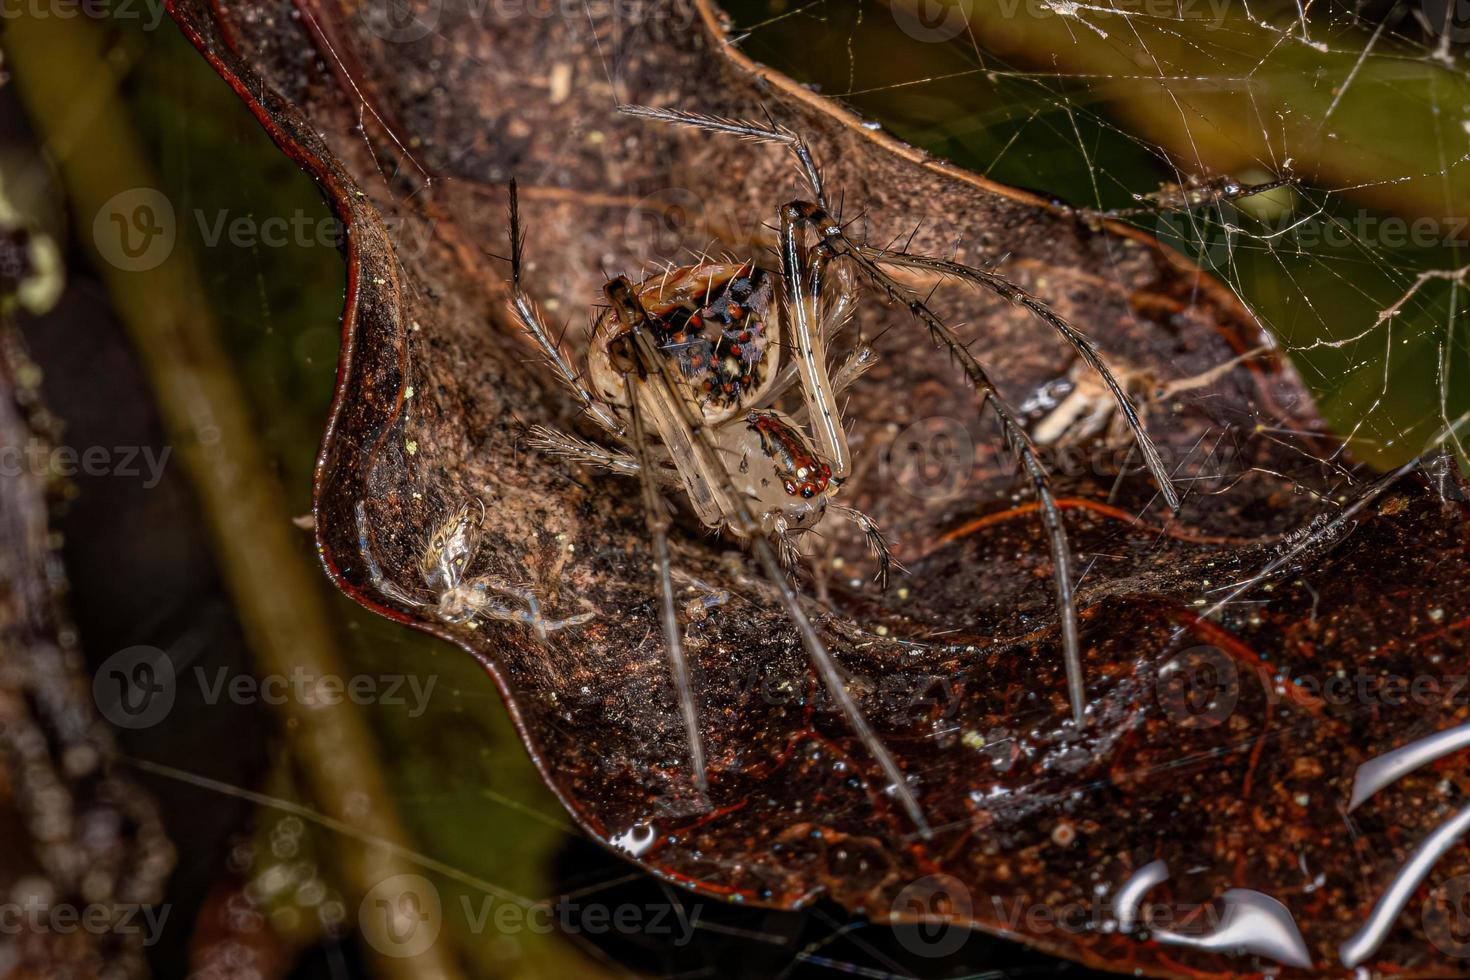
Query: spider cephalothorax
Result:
<box><xmin>502</xmin><ymin>106</ymin><xmax>1176</xmax><ymax>837</ymax></box>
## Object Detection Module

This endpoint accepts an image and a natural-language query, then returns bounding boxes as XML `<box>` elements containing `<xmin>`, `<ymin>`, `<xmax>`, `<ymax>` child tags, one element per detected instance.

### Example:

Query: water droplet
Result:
<box><xmin>610</xmin><ymin>823</ymin><xmax>658</xmax><ymax>857</ymax></box>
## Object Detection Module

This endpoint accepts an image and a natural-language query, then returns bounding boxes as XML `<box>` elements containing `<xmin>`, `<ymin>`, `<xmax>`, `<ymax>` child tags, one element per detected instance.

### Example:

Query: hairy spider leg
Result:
<box><xmin>759</xmin><ymin>248</ymin><xmax>861</xmax><ymax>410</ymax></box>
<box><xmin>508</xmin><ymin>179</ymin><xmax>624</xmax><ymax>438</ymax></box>
<box><xmin>860</xmin><ymin>251</ymin><xmax>1179</xmax><ymax>512</ymax></box>
<box><xmin>524</xmin><ymin>425</ymin><xmax>686</xmax><ymax>484</ymax></box>
<box><xmin>618</xmin><ymin>105</ymin><xmax>830</xmax><ymax>211</ymax></box>
<box><xmin>354</xmin><ymin>500</ymin><xmax>428</xmax><ymax>608</ymax></box>
<box><xmin>780</xmin><ymin>200</ymin><xmax>1086</xmax><ymax>724</ymax></box>
<box><xmin>779</xmin><ymin>211</ymin><xmax>899</xmax><ymax>586</ymax></box>
<box><xmin>623</xmin><ymin>371</ymin><xmax>710</xmax><ymax>797</ymax></box>
<box><xmin>830</xmin><ymin>504</ymin><xmax>894</xmax><ymax>590</ymax></box>
<box><xmin>779</xmin><ymin>193</ymin><xmax>850</xmax><ymax>480</ymax></box>
<box><xmin>605</xmin><ymin>276</ymin><xmax>932</xmax><ymax>838</ymax></box>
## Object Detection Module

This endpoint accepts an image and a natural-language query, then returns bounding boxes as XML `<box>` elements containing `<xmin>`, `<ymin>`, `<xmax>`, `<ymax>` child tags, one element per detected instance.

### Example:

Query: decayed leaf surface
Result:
<box><xmin>167</xmin><ymin>1</ymin><xmax>1470</xmax><ymax>975</ymax></box>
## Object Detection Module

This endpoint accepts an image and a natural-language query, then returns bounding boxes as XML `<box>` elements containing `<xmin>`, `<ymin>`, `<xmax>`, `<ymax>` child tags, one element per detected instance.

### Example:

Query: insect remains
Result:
<box><xmin>509</xmin><ymin>106</ymin><xmax>1180</xmax><ymax>837</ymax></box>
<box><xmin>1032</xmin><ymin>344</ymin><xmax>1270</xmax><ymax>449</ymax></box>
<box><xmin>354</xmin><ymin>500</ymin><xmax>595</xmax><ymax>641</ymax></box>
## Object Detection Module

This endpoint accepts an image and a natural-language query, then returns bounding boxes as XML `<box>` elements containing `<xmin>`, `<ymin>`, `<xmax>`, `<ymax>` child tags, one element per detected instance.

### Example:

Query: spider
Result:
<box><xmin>354</xmin><ymin>500</ymin><xmax>595</xmax><ymax>640</ymax></box>
<box><xmin>1032</xmin><ymin>344</ymin><xmax>1270</xmax><ymax>449</ymax></box>
<box><xmin>507</xmin><ymin>106</ymin><xmax>1179</xmax><ymax>836</ymax></box>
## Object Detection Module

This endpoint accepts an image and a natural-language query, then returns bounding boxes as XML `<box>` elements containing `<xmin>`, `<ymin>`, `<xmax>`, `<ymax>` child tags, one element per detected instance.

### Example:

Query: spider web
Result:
<box><xmin>729</xmin><ymin>0</ymin><xmax>1470</xmax><ymax>481</ymax></box>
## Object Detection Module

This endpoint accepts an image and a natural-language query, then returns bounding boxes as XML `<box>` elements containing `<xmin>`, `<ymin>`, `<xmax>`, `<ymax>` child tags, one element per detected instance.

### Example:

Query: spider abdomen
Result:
<box><xmin>589</xmin><ymin>262</ymin><xmax>781</xmax><ymax>424</ymax></box>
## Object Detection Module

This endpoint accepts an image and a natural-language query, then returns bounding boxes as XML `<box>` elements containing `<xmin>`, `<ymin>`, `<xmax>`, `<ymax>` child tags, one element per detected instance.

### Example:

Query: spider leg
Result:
<box><xmin>830</xmin><ymin>504</ymin><xmax>894</xmax><ymax>590</ymax></box>
<box><xmin>781</xmin><ymin>201</ymin><xmax>1089</xmax><ymax>727</ymax></box>
<box><xmin>463</xmin><ymin>579</ymin><xmax>596</xmax><ymax>643</ymax></box>
<box><xmin>507</xmin><ymin>180</ymin><xmax>625</xmax><ymax>437</ymax></box>
<box><xmin>780</xmin><ymin>343</ymin><xmax>880</xmax><ymax>423</ymax></box>
<box><xmin>525</xmin><ymin>424</ymin><xmax>681</xmax><ymax>486</ymax></box>
<box><xmin>353</xmin><ymin>501</ymin><xmax>428</xmax><ymax>609</ymax></box>
<box><xmin>830</xmin><ymin>343</ymin><xmax>880</xmax><ymax>396</ymax></box>
<box><xmin>623</xmin><ymin>372</ymin><xmax>710</xmax><ymax>799</ymax></box>
<box><xmin>860</xmin><ymin>249</ymin><xmax>1180</xmax><ymax>512</ymax></box>
<box><xmin>777</xmin><ymin>197</ymin><xmax>854</xmax><ymax>480</ymax></box>
<box><xmin>607</xmin><ymin>317</ymin><xmax>734</xmax><ymax>530</ymax></box>
<box><xmin>774</xmin><ymin>521</ymin><xmax>805</xmax><ymax>576</ymax></box>
<box><xmin>605</xmin><ymin>277</ymin><xmax>931</xmax><ymax>838</ymax></box>
<box><xmin>618</xmin><ymin>105</ymin><xmax>829</xmax><ymax>210</ymax></box>
<box><xmin>757</xmin><ymin>290</ymin><xmax>867</xmax><ymax>409</ymax></box>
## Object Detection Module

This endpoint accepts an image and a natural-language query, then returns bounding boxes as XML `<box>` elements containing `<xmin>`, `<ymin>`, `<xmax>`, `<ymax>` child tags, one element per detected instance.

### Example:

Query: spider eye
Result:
<box><xmin>800</xmin><ymin>485</ymin><xmax>815</xmax><ymax>499</ymax></box>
